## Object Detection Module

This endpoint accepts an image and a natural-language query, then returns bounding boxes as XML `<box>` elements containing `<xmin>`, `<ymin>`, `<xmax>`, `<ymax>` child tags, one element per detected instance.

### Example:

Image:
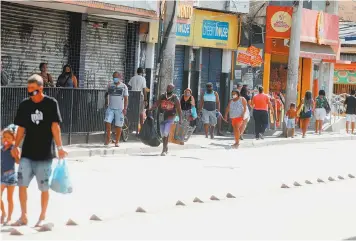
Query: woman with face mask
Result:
<box><xmin>224</xmin><ymin>90</ymin><xmax>247</xmax><ymax>148</ymax></box>
<box><xmin>180</xmin><ymin>88</ymin><xmax>196</xmax><ymax>126</ymax></box>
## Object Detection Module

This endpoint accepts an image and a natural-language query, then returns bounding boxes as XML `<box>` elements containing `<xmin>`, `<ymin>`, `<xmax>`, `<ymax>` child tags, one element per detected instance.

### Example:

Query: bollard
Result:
<box><xmin>328</xmin><ymin>177</ymin><xmax>335</xmax><ymax>182</ymax></box>
<box><xmin>338</xmin><ymin>175</ymin><xmax>345</xmax><ymax>180</ymax></box>
<box><xmin>193</xmin><ymin>197</ymin><xmax>204</xmax><ymax>203</ymax></box>
<box><xmin>136</xmin><ymin>207</ymin><xmax>146</xmax><ymax>213</ymax></box>
<box><xmin>348</xmin><ymin>174</ymin><xmax>355</xmax><ymax>178</ymax></box>
<box><xmin>226</xmin><ymin>193</ymin><xmax>236</xmax><ymax>198</ymax></box>
<box><xmin>293</xmin><ymin>182</ymin><xmax>302</xmax><ymax>187</ymax></box>
<box><xmin>305</xmin><ymin>180</ymin><xmax>312</xmax><ymax>184</ymax></box>
<box><xmin>66</xmin><ymin>219</ymin><xmax>78</xmax><ymax>226</ymax></box>
<box><xmin>176</xmin><ymin>200</ymin><xmax>186</xmax><ymax>206</ymax></box>
<box><xmin>317</xmin><ymin>178</ymin><xmax>325</xmax><ymax>183</ymax></box>
<box><xmin>90</xmin><ymin>214</ymin><xmax>102</xmax><ymax>221</ymax></box>
<box><xmin>210</xmin><ymin>195</ymin><xmax>220</xmax><ymax>201</ymax></box>
<box><xmin>281</xmin><ymin>184</ymin><xmax>289</xmax><ymax>188</ymax></box>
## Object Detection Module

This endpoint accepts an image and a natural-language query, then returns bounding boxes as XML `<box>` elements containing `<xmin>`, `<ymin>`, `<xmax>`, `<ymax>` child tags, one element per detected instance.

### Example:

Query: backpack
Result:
<box><xmin>56</xmin><ymin>74</ymin><xmax>71</xmax><ymax>87</ymax></box>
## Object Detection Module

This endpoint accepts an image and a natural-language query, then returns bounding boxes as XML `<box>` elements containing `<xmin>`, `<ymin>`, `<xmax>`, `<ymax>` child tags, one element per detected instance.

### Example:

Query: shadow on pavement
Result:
<box><xmin>344</xmin><ymin>237</ymin><xmax>356</xmax><ymax>240</ymax></box>
<box><xmin>209</xmin><ymin>143</ymin><xmax>232</xmax><ymax>149</ymax></box>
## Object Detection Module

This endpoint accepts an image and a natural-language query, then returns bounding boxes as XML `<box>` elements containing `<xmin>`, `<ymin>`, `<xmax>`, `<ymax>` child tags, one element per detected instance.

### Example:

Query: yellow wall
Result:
<box><xmin>263</xmin><ymin>53</ymin><xmax>271</xmax><ymax>92</ymax></box>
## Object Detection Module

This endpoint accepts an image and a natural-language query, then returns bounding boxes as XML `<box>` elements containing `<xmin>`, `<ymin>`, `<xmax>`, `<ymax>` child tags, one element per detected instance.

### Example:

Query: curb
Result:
<box><xmin>67</xmin><ymin>135</ymin><xmax>356</xmax><ymax>159</ymax></box>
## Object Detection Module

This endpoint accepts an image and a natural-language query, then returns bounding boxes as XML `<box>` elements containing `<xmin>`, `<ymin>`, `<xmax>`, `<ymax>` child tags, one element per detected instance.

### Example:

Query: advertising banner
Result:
<box><xmin>334</xmin><ymin>70</ymin><xmax>356</xmax><ymax>85</ymax></box>
<box><xmin>266</xmin><ymin>6</ymin><xmax>293</xmax><ymax>39</ymax></box>
<box><xmin>236</xmin><ymin>46</ymin><xmax>263</xmax><ymax>67</ymax></box>
<box><xmin>177</xmin><ymin>9</ymin><xmax>239</xmax><ymax>49</ymax></box>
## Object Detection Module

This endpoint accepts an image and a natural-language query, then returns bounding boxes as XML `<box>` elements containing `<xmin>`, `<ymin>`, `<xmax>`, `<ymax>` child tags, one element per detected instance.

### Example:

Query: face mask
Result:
<box><xmin>28</xmin><ymin>90</ymin><xmax>39</xmax><ymax>96</ymax></box>
<box><xmin>232</xmin><ymin>94</ymin><xmax>237</xmax><ymax>99</ymax></box>
<box><xmin>113</xmin><ymin>78</ymin><xmax>119</xmax><ymax>83</ymax></box>
<box><xmin>3</xmin><ymin>141</ymin><xmax>9</xmax><ymax>146</ymax></box>
<box><xmin>185</xmin><ymin>93</ymin><xmax>191</xmax><ymax>97</ymax></box>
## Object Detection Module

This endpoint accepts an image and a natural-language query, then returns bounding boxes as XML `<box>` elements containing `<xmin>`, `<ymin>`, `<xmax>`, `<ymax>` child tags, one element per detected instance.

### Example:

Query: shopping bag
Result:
<box><xmin>139</xmin><ymin>116</ymin><xmax>162</xmax><ymax>147</ymax></box>
<box><xmin>168</xmin><ymin>123</ymin><xmax>185</xmax><ymax>145</ymax></box>
<box><xmin>191</xmin><ymin>107</ymin><xmax>198</xmax><ymax>119</ymax></box>
<box><xmin>50</xmin><ymin>159</ymin><xmax>73</xmax><ymax>194</ymax></box>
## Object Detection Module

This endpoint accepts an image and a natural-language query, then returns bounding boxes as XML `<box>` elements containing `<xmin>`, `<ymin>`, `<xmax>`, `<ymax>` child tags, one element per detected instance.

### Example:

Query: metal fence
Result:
<box><xmin>1</xmin><ymin>87</ymin><xmax>141</xmax><ymax>141</ymax></box>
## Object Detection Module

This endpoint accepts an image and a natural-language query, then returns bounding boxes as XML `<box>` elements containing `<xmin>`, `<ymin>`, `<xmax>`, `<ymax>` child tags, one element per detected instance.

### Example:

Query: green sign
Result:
<box><xmin>334</xmin><ymin>70</ymin><xmax>356</xmax><ymax>84</ymax></box>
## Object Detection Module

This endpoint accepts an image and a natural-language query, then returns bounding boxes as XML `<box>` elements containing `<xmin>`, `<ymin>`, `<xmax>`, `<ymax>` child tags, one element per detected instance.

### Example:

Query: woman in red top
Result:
<box><xmin>251</xmin><ymin>86</ymin><xmax>273</xmax><ymax>140</ymax></box>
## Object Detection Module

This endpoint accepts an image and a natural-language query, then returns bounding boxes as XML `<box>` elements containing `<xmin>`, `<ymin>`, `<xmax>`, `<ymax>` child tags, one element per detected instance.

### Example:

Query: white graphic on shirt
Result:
<box><xmin>31</xmin><ymin>109</ymin><xmax>43</xmax><ymax>125</ymax></box>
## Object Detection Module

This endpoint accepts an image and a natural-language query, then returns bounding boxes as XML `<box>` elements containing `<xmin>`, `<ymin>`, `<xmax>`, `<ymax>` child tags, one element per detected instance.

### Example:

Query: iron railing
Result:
<box><xmin>1</xmin><ymin>87</ymin><xmax>141</xmax><ymax>143</ymax></box>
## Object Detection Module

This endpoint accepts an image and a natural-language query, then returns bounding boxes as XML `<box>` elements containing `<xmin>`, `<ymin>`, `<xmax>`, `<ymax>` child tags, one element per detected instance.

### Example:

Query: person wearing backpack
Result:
<box><xmin>56</xmin><ymin>64</ymin><xmax>78</xmax><ymax>88</ymax></box>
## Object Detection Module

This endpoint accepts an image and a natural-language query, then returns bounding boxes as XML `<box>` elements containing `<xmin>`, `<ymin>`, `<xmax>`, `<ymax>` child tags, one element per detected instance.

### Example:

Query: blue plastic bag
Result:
<box><xmin>50</xmin><ymin>160</ymin><xmax>73</xmax><ymax>194</ymax></box>
<box><xmin>191</xmin><ymin>107</ymin><xmax>198</xmax><ymax>119</ymax></box>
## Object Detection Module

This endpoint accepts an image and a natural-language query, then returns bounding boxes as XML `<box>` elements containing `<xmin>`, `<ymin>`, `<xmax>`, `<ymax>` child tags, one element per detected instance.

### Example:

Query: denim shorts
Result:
<box><xmin>287</xmin><ymin>118</ymin><xmax>296</xmax><ymax>129</ymax></box>
<box><xmin>17</xmin><ymin>158</ymin><xmax>53</xmax><ymax>191</ymax></box>
<box><xmin>1</xmin><ymin>170</ymin><xmax>17</xmax><ymax>186</ymax></box>
<box><xmin>104</xmin><ymin>108</ymin><xmax>124</xmax><ymax>127</ymax></box>
<box><xmin>160</xmin><ymin>120</ymin><xmax>174</xmax><ymax>137</ymax></box>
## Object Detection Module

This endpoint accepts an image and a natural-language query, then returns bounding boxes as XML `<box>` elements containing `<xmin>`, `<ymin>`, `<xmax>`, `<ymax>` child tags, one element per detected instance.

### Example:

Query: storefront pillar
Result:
<box><xmin>263</xmin><ymin>53</ymin><xmax>271</xmax><ymax>92</ymax></box>
<box><xmin>221</xmin><ymin>49</ymin><xmax>232</xmax><ymax>114</ymax></box>
<box><xmin>301</xmin><ymin>58</ymin><xmax>312</xmax><ymax>98</ymax></box>
<box><xmin>183</xmin><ymin>46</ymin><xmax>193</xmax><ymax>91</ymax></box>
<box><xmin>145</xmin><ymin>43</ymin><xmax>155</xmax><ymax>107</ymax></box>
<box><xmin>196</xmin><ymin>48</ymin><xmax>203</xmax><ymax>101</ymax></box>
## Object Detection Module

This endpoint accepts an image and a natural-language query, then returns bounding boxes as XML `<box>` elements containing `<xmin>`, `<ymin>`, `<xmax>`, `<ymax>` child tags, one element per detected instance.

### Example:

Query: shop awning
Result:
<box><xmin>299</xmin><ymin>42</ymin><xmax>336</xmax><ymax>60</ymax></box>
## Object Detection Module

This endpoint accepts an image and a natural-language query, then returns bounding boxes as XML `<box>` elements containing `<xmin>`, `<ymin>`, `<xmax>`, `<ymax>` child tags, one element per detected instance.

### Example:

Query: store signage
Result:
<box><xmin>266</xmin><ymin>6</ymin><xmax>293</xmax><ymax>39</ymax></box>
<box><xmin>270</xmin><ymin>11</ymin><xmax>292</xmax><ymax>33</ymax></box>
<box><xmin>334</xmin><ymin>70</ymin><xmax>356</xmax><ymax>84</ymax></box>
<box><xmin>176</xmin><ymin>23</ymin><xmax>191</xmax><ymax>37</ymax></box>
<box><xmin>201</xmin><ymin>20</ymin><xmax>229</xmax><ymax>41</ymax></box>
<box><xmin>236</xmin><ymin>46</ymin><xmax>263</xmax><ymax>67</ymax></box>
<box><xmin>177</xmin><ymin>4</ymin><xmax>193</xmax><ymax>19</ymax></box>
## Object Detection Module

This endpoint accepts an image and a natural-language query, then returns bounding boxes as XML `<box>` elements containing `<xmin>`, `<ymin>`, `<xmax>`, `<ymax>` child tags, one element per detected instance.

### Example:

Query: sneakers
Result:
<box><xmin>259</xmin><ymin>133</ymin><xmax>264</xmax><ymax>140</ymax></box>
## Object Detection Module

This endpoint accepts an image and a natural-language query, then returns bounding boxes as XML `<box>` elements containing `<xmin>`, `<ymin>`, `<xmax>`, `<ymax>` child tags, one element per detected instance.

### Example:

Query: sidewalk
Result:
<box><xmin>66</xmin><ymin>131</ymin><xmax>356</xmax><ymax>159</ymax></box>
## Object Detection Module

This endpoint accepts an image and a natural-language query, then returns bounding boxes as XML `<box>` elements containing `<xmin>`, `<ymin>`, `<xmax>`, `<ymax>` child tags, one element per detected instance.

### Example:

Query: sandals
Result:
<box><xmin>11</xmin><ymin>218</ymin><xmax>27</xmax><ymax>227</ymax></box>
<box><xmin>1</xmin><ymin>215</ymin><xmax>6</xmax><ymax>225</ymax></box>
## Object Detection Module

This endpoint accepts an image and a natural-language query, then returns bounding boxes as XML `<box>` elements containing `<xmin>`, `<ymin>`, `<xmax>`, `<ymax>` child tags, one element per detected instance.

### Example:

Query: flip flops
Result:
<box><xmin>11</xmin><ymin>218</ymin><xmax>27</xmax><ymax>227</ymax></box>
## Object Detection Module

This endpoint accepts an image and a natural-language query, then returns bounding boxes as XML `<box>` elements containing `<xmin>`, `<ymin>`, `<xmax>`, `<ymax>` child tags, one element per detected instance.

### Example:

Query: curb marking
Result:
<box><xmin>281</xmin><ymin>174</ymin><xmax>355</xmax><ymax>189</ymax></box>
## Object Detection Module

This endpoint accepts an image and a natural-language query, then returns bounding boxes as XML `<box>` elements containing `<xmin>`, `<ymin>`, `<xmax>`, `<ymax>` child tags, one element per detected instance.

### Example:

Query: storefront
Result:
<box><xmin>175</xmin><ymin>8</ymin><xmax>239</xmax><ymax>100</ymax></box>
<box><xmin>1</xmin><ymin>2</ymin><xmax>70</xmax><ymax>86</ymax></box>
<box><xmin>333</xmin><ymin>63</ymin><xmax>356</xmax><ymax>94</ymax></box>
<box><xmin>263</xmin><ymin>6</ymin><xmax>339</xmax><ymax>103</ymax></box>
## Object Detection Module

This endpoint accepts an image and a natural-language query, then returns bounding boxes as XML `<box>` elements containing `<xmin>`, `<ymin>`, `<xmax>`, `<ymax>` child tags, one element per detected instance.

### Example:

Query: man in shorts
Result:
<box><xmin>11</xmin><ymin>74</ymin><xmax>66</xmax><ymax>227</ymax></box>
<box><xmin>104</xmin><ymin>71</ymin><xmax>129</xmax><ymax>147</ymax></box>
<box><xmin>199</xmin><ymin>82</ymin><xmax>220</xmax><ymax>139</ymax></box>
<box><xmin>344</xmin><ymin>89</ymin><xmax>356</xmax><ymax>134</ymax></box>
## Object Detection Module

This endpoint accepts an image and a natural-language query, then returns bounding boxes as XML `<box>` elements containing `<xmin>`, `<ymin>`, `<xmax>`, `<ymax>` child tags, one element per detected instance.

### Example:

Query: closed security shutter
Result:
<box><xmin>85</xmin><ymin>16</ymin><xmax>127</xmax><ymax>88</ymax></box>
<box><xmin>1</xmin><ymin>2</ymin><xmax>70</xmax><ymax>86</ymax></box>
<box><xmin>174</xmin><ymin>45</ymin><xmax>185</xmax><ymax>96</ymax></box>
<box><xmin>201</xmin><ymin>48</ymin><xmax>222</xmax><ymax>95</ymax></box>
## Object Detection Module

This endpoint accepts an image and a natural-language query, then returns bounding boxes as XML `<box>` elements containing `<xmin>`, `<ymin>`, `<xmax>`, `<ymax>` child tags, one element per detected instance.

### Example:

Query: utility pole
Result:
<box><xmin>284</xmin><ymin>0</ymin><xmax>302</xmax><ymax>134</ymax></box>
<box><xmin>158</xmin><ymin>0</ymin><xmax>178</xmax><ymax>96</ymax></box>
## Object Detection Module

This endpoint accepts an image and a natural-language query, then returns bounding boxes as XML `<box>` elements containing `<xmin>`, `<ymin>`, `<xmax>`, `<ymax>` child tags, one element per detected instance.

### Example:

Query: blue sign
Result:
<box><xmin>202</xmin><ymin>20</ymin><xmax>229</xmax><ymax>41</ymax></box>
<box><xmin>345</xmin><ymin>36</ymin><xmax>356</xmax><ymax>41</ymax></box>
<box><xmin>176</xmin><ymin>23</ymin><xmax>191</xmax><ymax>37</ymax></box>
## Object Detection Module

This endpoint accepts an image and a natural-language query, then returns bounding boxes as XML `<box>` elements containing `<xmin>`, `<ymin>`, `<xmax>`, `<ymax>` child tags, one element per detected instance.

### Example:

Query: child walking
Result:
<box><xmin>286</xmin><ymin>103</ymin><xmax>297</xmax><ymax>138</ymax></box>
<box><xmin>1</xmin><ymin>125</ymin><xmax>19</xmax><ymax>225</ymax></box>
<box><xmin>224</xmin><ymin>89</ymin><xmax>247</xmax><ymax>149</ymax></box>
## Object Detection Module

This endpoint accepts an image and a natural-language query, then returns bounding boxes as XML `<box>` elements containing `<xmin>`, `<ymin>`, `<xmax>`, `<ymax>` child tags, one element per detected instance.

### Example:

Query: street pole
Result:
<box><xmin>284</xmin><ymin>0</ymin><xmax>302</xmax><ymax>135</ymax></box>
<box><xmin>158</xmin><ymin>0</ymin><xmax>178</xmax><ymax>96</ymax></box>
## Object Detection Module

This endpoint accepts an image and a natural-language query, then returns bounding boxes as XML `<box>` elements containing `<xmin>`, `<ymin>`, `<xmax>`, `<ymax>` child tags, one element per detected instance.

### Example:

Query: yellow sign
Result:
<box><xmin>271</xmin><ymin>11</ymin><xmax>292</xmax><ymax>33</ymax></box>
<box><xmin>316</xmin><ymin>11</ymin><xmax>325</xmax><ymax>45</ymax></box>
<box><xmin>176</xmin><ymin>9</ymin><xmax>239</xmax><ymax>49</ymax></box>
<box><xmin>177</xmin><ymin>4</ymin><xmax>193</xmax><ymax>19</ymax></box>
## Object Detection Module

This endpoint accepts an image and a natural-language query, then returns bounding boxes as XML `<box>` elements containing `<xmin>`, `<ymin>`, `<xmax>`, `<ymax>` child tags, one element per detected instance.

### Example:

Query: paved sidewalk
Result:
<box><xmin>66</xmin><ymin>131</ymin><xmax>355</xmax><ymax>159</ymax></box>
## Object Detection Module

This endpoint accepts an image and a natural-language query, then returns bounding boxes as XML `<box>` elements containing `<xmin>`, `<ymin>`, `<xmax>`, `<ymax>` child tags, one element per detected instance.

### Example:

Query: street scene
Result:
<box><xmin>1</xmin><ymin>0</ymin><xmax>356</xmax><ymax>240</ymax></box>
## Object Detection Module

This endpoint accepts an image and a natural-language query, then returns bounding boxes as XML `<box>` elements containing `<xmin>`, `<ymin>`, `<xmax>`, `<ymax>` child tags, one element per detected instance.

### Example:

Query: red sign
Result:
<box><xmin>266</xmin><ymin>6</ymin><xmax>293</xmax><ymax>39</ymax></box>
<box><xmin>251</xmin><ymin>55</ymin><xmax>263</xmax><ymax>67</ymax></box>
<box><xmin>237</xmin><ymin>53</ymin><xmax>251</xmax><ymax>65</ymax></box>
<box><xmin>247</xmin><ymin>46</ymin><xmax>260</xmax><ymax>57</ymax></box>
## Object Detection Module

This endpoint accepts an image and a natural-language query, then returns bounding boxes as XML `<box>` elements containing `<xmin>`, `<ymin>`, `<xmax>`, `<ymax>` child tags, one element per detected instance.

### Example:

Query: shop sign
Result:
<box><xmin>192</xmin><ymin>9</ymin><xmax>238</xmax><ymax>49</ymax></box>
<box><xmin>236</xmin><ymin>46</ymin><xmax>263</xmax><ymax>67</ymax></box>
<box><xmin>177</xmin><ymin>4</ymin><xmax>193</xmax><ymax>19</ymax></box>
<box><xmin>334</xmin><ymin>70</ymin><xmax>356</xmax><ymax>84</ymax></box>
<box><xmin>266</xmin><ymin>6</ymin><xmax>293</xmax><ymax>39</ymax></box>
<box><xmin>176</xmin><ymin>9</ymin><xmax>238</xmax><ymax>49</ymax></box>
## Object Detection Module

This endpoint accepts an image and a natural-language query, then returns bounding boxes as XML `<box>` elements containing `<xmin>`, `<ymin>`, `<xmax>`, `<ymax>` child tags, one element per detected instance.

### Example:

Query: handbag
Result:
<box><xmin>191</xmin><ymin>106</ymin><xmax>198</xmax><ymax>119</ymax></box>
<box><xmin>324</xmin><ymin>99</ymin><xmax>331</xmax><ymax>114</ymax></box>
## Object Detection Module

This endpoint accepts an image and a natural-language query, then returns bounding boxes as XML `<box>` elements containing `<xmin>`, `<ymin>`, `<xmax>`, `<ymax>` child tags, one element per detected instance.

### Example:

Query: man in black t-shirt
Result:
<box><xmin>344</xmin><ymin>90</ymin><xmax>356</xmax><ymax>134</ymax></box>
<box><xmin>11</xmin><ymin>74</ymin><xmax>67</xmax><ymax>227</ymax></box>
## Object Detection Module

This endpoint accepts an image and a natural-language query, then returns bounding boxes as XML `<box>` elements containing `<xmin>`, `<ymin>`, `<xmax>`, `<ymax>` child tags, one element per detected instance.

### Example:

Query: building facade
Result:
<box><xmin>1</xmin><ymin>0</ymin><xmax>159</xmax><ymax>88</ymax></box>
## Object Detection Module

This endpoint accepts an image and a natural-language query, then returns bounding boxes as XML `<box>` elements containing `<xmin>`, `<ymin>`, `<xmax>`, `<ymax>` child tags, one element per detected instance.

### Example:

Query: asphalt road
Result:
<box><xmin>2</xmin><ymin>139</ymin><xmax>356</xmax><ymax>240</ymax></box>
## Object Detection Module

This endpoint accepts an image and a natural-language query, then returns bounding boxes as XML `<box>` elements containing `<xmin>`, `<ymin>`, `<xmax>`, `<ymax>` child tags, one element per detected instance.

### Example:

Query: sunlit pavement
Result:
<box><xmin>2</xmin><ymin>140</ymin><xmax>356</xmax><ymax>240</ymax></box>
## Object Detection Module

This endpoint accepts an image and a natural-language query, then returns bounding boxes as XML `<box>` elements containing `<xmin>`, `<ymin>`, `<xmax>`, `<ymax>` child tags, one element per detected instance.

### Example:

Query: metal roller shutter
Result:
<box><xmin>208</xmin><ymin>48</ymin><xmax>222</xmax><ymax>95</ymax></box>
<box><xmin>85</xmin><ymin>16</ymin><xmax>127</xmax><ymax>88</ymax></box>
<box><xmin>174</xmin><ymin>45</ymin><xmax>185</xmax><ymax>96</ymax></box>
<box><xmin>201</xmin><ymin>48</ymin><xmax>222</xmax><ymax>94</ymax></box>
<box><xmin>1</xmin><ymin>2</ymin><xmax>70</xmax><ymax>86</ymax></box>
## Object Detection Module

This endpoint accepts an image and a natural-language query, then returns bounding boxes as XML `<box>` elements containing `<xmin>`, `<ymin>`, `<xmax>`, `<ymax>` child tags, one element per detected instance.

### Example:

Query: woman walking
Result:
<box><xmin>298</xmin><ymin>91</ymin><xmax>314</xmax><ymax>138</ymax></box>
<box><xmin>239</xmin><ymin>86</ymin><xmax>251</xmax><ymax>140</ymax></box>
<box><xmin>224</xmin><ymin>90</ymin><xmax>247</xmax><ymax>148</ymax></box>
<box><xmin>314</xmin><ymin>90</ymin><xmax>329</xmax><ymax>135</ymax></box>
<box><xmin>180</xmin><ymin>88</ymin><xmax>196</xmax><ymax>126</ymax></box>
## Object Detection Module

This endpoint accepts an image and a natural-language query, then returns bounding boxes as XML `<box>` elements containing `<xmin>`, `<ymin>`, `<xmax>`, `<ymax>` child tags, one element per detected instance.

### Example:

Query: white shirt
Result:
<box><xmin>128</xmin><ymin>75</ymin><xmax>146</xmax><ymax>96</ymax></box>
<box><xmin>107</xmin><ymin>82</ymin><xmax>129</xmax><ymax>110</ymax></box>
